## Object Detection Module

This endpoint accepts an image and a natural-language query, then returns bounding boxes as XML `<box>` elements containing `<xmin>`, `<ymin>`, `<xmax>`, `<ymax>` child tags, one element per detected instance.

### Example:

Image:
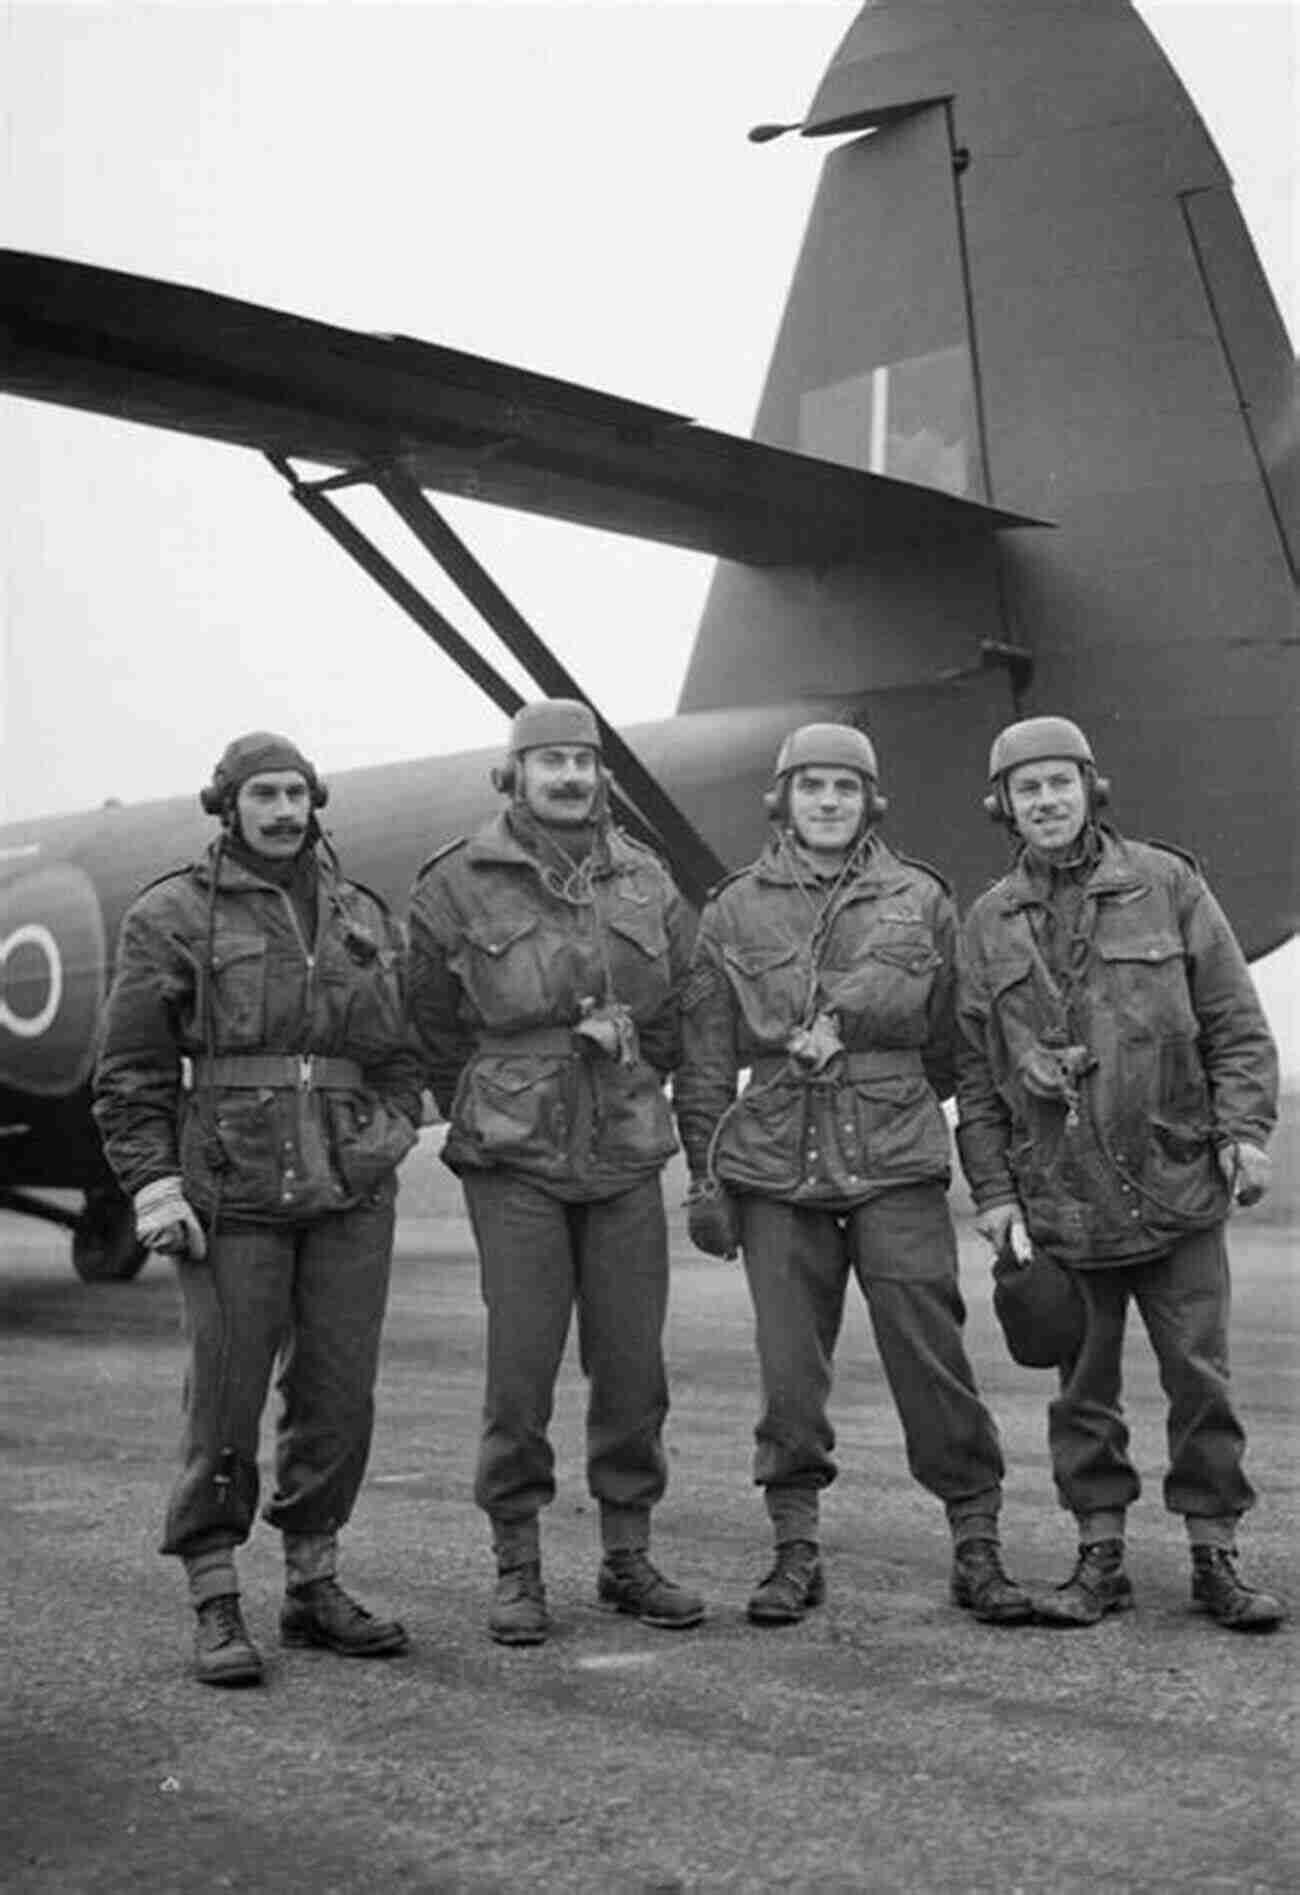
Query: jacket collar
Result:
<box><xmin>754</xmin><ymin>830</ymin><xmax>912</xmax><ymax>896</ymax></box>
<box><xmin>192</xmin><ymin>838</ymin><xmax>333</xmax><ymax>898</ymax></box>
<box><xmin>998</xmin><ymin>826</ymin><xmax>1147</xmax><ymax>913</ymax></box>
<box><xmin>466</xmin><ymin>809</ymin><xmax>626</xmax><ymax>877</ymax></box>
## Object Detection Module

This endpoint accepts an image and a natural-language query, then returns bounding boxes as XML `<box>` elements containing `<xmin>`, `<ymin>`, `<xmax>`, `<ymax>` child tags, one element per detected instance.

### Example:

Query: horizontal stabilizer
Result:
<box><xmin>1</xmin><ymin>251</ymin><xmax>1042</xmax><ymax>565</ymax></box>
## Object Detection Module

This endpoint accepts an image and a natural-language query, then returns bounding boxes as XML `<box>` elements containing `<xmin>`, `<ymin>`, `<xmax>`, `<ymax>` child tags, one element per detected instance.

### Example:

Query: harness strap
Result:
<box><xmin>187</xmin><ymin>1054</ymin><xmax>364</xmax><ymax>1090</ymax></box>
<box><xmin>475</xmin><ymin>1028</ymin><xmax>578</xmax><ymax>1057</ymax></box>
<box><xmin>749</xmin><ymin>1049</ymin><xmax>924</xmax><ymax>1084</ymax></box>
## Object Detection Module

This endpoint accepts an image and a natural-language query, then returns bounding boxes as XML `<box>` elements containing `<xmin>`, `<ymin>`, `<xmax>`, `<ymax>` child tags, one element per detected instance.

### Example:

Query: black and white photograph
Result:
<box><xmin>3</xmin><ymin>2</ymin><xmax>1296</xmax><ymax>1889</ymax></box>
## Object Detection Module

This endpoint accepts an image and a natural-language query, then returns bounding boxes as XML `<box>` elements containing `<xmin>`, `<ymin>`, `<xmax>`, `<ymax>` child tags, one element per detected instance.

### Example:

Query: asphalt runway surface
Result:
<box><xmin>3</xmin><ymin>1155</ymin><xmax>1297</xmax><ymax>1894</ymax></box>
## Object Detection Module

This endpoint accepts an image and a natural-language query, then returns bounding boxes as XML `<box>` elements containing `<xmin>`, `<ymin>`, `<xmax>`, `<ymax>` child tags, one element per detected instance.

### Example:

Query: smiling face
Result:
<box><xmin>233</xmin><ymin>769</ymin><xmax>312</xmax><ymax>858</ymax></box>
<box><xmin>1005</xmin><ymin>757</ymin><xmax>1089</xmax><ymax>856</ymax></box>
<box><xmin>787</xmin><ymin>766</ymin><xmax>867</xmax><ymax>856</ymax></box>
<box><xmin>518</xmin><ymin>745</ymin><xmax>601</xmax><ymax>826</ymax></box>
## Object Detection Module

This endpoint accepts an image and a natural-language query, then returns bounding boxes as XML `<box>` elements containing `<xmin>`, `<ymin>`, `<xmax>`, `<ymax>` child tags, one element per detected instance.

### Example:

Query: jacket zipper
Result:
<box><xmin>274</xmin><ymin>887</ymin><xmax>318</xmax><ymax>1072</ymax></box>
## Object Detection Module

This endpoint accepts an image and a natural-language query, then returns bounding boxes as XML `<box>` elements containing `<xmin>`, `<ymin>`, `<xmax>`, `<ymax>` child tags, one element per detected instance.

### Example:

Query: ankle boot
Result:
<box><xmin>747</xmin><ymin>1541</ymin><xmax>825</xmax><ymax>1626</ymax></box>
<box><xmin>1034</xmin><ymin>1538</ymin><xmax>1134</xmax><ymax>1627</ymax></box>
<box><xmin>1191</xmin><ymin>1547</ymin><xmax>1286</xmax><ymax>1631</ymax></box>
<box><xmin>597</xmin><ymin>1550</ymin><xmax>705</xmax><ymax>1629</ymax></box>
<box><xmin>489</xmin><ymin>1562</ymin><xmax>550</xmax><ymax>1646</ymax></box>
<box><xmin>193</xmin><ymin>1594</ymin><xmax>263</xmax><ymax>1687</ymax></box>
<box><xmin>280</xmin><ymin>1578</ymin><xmax>408</xmax><ymax>1657</ymax></box>
<box><xmin>950</xmin><ymin>1539</ymin><xmax>1035</xmax><ymax>1625</ymax></box>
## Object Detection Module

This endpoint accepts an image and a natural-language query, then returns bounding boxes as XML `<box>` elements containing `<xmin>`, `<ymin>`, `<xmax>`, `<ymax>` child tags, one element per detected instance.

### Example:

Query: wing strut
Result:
<box><xmin>266</xmin><ymin>454</ymin><xmax>727</xmax><ymax>905</ymax></box>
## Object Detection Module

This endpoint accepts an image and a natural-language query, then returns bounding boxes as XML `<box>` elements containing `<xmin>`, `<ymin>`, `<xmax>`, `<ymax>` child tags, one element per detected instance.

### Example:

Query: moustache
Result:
<box><xmin>545</xmin><ymin>786</ymin><xmax>592</xmax><ymax>801</ymax></box>
<box><xmin>262</xmin><ymin>822</ymin><xmax>307</xmax><ymax>837</ymax></box>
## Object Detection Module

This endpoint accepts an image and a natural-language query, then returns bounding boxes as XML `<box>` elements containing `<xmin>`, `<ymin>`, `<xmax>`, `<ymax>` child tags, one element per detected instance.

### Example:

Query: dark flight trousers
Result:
<box><xmin>1049</xmin><ymin>1222</ymin><xmax>1256</xmax><ymax>1523</ymax></box>
<box><xmin>737</xmin><ymin>1184</ymin><xmax>1005</xmax><ymax>1530</ymax></box>
<box><xmin>160</xmin><ymin>1184</ymin><xmax>396</xmax><ymax>1558</ymax></box>
<box><xmin>461</xmin><ymin>1169</ymin><xmax>670</xmax><ymax>1546</ymax></box>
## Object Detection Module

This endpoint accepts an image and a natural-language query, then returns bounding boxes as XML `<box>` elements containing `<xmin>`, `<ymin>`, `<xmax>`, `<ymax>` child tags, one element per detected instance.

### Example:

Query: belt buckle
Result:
<box><xmin>298</xmin><ymin>1055</ymin><xmax>314</xmax><ymax>1089</ymax></box>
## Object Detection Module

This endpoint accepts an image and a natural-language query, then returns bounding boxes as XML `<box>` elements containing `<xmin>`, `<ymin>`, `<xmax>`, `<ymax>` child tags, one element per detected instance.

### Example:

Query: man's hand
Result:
<box><xmin>133</xmin><ymin>1177</ymin><xmax>208</xmax><ymax>1261</ymax></box>
<box><xmin>974</xmin><ymin>1199</ymin><xmax>1033</xmax><ymax>1265</ymax></box>
<box><xmin>1217</xmin><ymin>1140</ymin><xmax>1272</xmax><ymax>1208</ymax></box>
<box><xmin>686</xmin><ymin>1178</ymin><xmax>740</xmax><ymax>1260</ymax></box>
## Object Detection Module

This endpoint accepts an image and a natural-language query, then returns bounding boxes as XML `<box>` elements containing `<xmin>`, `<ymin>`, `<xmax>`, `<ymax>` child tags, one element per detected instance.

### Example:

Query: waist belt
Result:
<box><xmin>187</xmin><ymin>1055</ymin><xmax>365</xmax><ymax>1091</ymax></box>
<box><xmin>749</xmin><ymin>1049</ymin><xmax>924</xmax><ymax>1083</ymax></box>
<box><xmin>475</xmin><ymin>1028</ymin><xmax>577</xmax><ymax>1057</ymax></box>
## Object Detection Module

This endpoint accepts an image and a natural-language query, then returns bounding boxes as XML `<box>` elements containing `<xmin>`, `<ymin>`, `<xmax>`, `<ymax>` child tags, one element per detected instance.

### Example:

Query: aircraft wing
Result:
<box><xmin>1</xmin><ymin>250</ymin><xmax>1040</xmax><ymax>564</ymax></box>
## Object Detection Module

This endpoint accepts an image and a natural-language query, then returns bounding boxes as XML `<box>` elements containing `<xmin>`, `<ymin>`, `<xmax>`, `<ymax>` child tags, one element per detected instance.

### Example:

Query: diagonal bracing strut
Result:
<box><xmin>267</xmin><ymin>453</ymin><xmax>727</xmax><ymax>905</ymax></box>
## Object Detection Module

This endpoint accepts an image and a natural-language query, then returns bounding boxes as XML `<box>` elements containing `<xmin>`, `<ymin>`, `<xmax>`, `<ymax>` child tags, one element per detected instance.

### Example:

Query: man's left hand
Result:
<box><xmin>1217</xmin><ymin>1140</ymin><xmax>1272</xmax><ymax>1207</ymax></box>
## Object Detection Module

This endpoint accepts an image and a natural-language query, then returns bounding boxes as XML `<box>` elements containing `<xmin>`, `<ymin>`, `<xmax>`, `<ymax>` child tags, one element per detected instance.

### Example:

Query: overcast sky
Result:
<box><xmin>1</xmin><ymin>1</ymin><xmax>1297</xmax><ymax>1054</ymax></box>
<box><xmin>2</xmin><ymin>0</ymin><xmax>1295</xmax><ymax>817</ymax></box>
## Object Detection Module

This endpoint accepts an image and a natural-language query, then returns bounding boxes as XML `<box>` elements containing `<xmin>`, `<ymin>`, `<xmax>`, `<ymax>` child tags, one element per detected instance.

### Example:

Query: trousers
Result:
<box><xmin>160</xmin><ymin>1183</ymin><xmax>396</xmax><ymax>1558</ymax></box>
<box><xmin>1048</xmin><ymin>1221</ymin><xmax>1255</xmax><ymax>1522</ymax></box>
<box><xmin>737</xmin><ymin>1185</ymin><xmax>1004</xmax><ymax>1519</ymax></box>
<box><xmin>461</xmin><ymin>1169</ymin><xmax>670</xmax><ymax>1539</ymax></box>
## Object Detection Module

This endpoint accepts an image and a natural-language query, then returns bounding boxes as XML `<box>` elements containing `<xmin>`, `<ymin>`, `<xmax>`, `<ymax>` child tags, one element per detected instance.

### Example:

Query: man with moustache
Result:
<box><xmin>407</xmin><ymin>699</ymin><xmax>703</xmax><ymax>1645</ymax></box>
<box><xmin>675</xmin><ymin>723</ymin><xmax>1031</xmax><ymax>1627</ymax></box>
<box><xmin>956</xmin><ymin>716</ymin><xmax>1285</xmax><ymax>1630</ymax></box>
<box><xmin>94</xmin><ymin>733</ymin><xmax>420</xmax><ymax>1686</ymax></box>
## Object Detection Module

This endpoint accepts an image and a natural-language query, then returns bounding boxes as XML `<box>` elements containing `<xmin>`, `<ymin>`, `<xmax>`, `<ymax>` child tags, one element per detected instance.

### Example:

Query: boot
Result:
<box><xmin>489</xmin><ymin>1563</ymin><xmax>550</xmax><ymax>1646</ymax></box>
<box><xmin>597</xmin><ymin>1550</ymin><xmax>705</xmax><ymax>1629</ymax></box>
<box><xmin>1191</xmin><ymin>1547</ymin><xmax>1287</xmax><ymax>1632</ymax></box>
<box><xmin>280</xmin><ymin>1577</ymin><xmax>408</xmax><ymax>1656</ymax></box>
<box><xmin>1034</xmin><ymin>1538</ymin><xmax>1134</xmax><ymax>1627</ymax></box>
<box><xmin>747</xmin><ymin>1540</ymin><xmax>825</xmax><ymax>1626</ymax></box>
<box><xmin>950</xmin><ymin>1539</ymin><xmax>1035</xmax><ymax>1625</ymax></box>
<box><xmin>193</xmin><ymin>1594</ymin><xmax>263</xmax><ymax>1688</ymax></box>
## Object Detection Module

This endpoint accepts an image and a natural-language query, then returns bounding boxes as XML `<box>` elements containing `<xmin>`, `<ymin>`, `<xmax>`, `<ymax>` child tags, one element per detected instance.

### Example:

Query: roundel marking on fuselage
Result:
<box><xmin>0</xmin><ymin>862</ymin><xmax>107</xmax><ymax>1097</ymax></box>
<box><xmin>0</xmin><ymin>923</ymin><xmax>64</xmax><ymax>1037</ymax></box>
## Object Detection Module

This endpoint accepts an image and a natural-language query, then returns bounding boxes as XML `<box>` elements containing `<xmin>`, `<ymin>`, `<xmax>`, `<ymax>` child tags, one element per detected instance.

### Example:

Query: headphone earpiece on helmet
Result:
<box><xmin>765</xmin><ymin>777</ymin><xmax>887</xmax><ymax>823</ymax></box>
<box><xmin>984</xmin><ymin>766</ymin><xmax>1110</xmax><ymax>825</ymax></box>
<box><xmin>199</xmin><ymin>771</ymin><xmax>328</xmax><ymax>819</ymax></box>
<box><xmin>492</xmin><ymin>755</ymin><xmax>611</xmax><ymax>798</ymax></box>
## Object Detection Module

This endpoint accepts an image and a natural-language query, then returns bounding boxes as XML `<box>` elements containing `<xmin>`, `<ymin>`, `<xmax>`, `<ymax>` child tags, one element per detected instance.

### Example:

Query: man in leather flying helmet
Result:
<box><xmin>94</xmin><ymin>732</ymin><xmax>420</xmax><ymax>1686</ymax></box>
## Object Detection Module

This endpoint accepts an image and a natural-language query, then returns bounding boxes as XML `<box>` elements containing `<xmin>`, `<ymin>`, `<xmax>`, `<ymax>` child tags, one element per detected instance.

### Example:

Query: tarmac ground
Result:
<box><xmin>2</xmin><ymin>1152</ymin><xmax>1297</xmax><ymax>1894</ymax></box>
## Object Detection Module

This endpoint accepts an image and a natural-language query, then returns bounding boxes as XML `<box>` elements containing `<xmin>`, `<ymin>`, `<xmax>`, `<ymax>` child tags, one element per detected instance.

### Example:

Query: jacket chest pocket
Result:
<box><xmin>605</xmin><ymin>902</ymin><xmax>670</xmax><ymax>1012</ymax></box>
<box><xmin>985</xmin><ymin>948</ymin><xmax>1041</xmax><ymax>1033</ymax></box>
<box><xmin>317</xmin><ymin>941</ymin><xmax>406</xmax><ymax>1055</ymax></box>
<box><xmin>984</xmin><ymin>948</ymin><xmax>1064</xmax><ymax>1104</ymax></box>
<box><xmin>208</xmin><ymin>934</ymin><xmax>268</xmax><ymax>1048</ymax></box>
<box><xmin>831</xmin><ymin>932</ymin><xmax>940</xmax><ymax>1036</ymax></box>
<box><xmin>1095</xmin><ymin>932</ymin><xmax>1195</xmax><ymax>1035</ymax></box>
<box><xmin>452</xmin><ymin>914</ymin><xmax>549</xmax><ymax>1027</ymax></box>
<box><xmin>720</xmin><ymin>940</ymin><xmax>806</xmax><ymax>1044</ymax></box>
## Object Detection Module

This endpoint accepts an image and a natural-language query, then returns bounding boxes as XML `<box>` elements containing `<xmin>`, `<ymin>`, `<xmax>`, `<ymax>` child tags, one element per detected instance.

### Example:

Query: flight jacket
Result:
<box><xmin>674</xmin><ymin>832</ymin><xmax>956</xmax><ymax>1206</ymax></box>
<box><xmin>406</xmin><ymin>811</ymin><xmax>693</xmax><ymax>1199</ymax></box>
<box><xmin>93</xmin><ymin>846</ymin><xmax>422</xmax><ymax>1222</ymax></box>
<box><xmin>955</xmin><ymin>829</ymin><xmax>1278</xmax><ymax>1266</ymax></box>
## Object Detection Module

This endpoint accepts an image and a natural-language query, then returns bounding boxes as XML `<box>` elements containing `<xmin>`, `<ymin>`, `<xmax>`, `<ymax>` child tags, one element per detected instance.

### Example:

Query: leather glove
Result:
<box><xmin>133</xmin><ymin>1176</ymin><xmax>208</xmax><ymax>1261</ymax></box>
<box><xmin>686</xmin><ymin>1178</ymin><xmax>740</xmax><ymax>1260</ymax></box>
<box><xmin>575</xmin><ymin>998</ymin><xmax>639</xmax><ymax>1066</ymax></box>
<box><xmin>1217</xmin><ymin>1140</ymin><xmax>1272</xmax><ymax>1208</ymax></box>
<box><xmin>974</xmin><ymin>1199</ymin><xmax>1033</xmax><ymax>1265</ymax></box>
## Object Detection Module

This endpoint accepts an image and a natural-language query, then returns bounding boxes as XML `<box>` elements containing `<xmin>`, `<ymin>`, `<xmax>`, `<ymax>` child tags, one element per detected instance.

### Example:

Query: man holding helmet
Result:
<box><xmin>675</xmin><ymin>722</ymin><xmax>1030</xmax><ymax>1628</ymax></box>
<box><xmin>94</xmin><ymin>732</ymin><xmax>420</xmax><ymax>1686</ymax></box>
<box><xmin>956</xmin><ymin>715</ymin><xmax>1285</xmax><ymax>1630</ymax></box>
<box><xmin>407</xmin><ymin>699</ymin><xmax>703</xmax><ymax>1645</ymax></box>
